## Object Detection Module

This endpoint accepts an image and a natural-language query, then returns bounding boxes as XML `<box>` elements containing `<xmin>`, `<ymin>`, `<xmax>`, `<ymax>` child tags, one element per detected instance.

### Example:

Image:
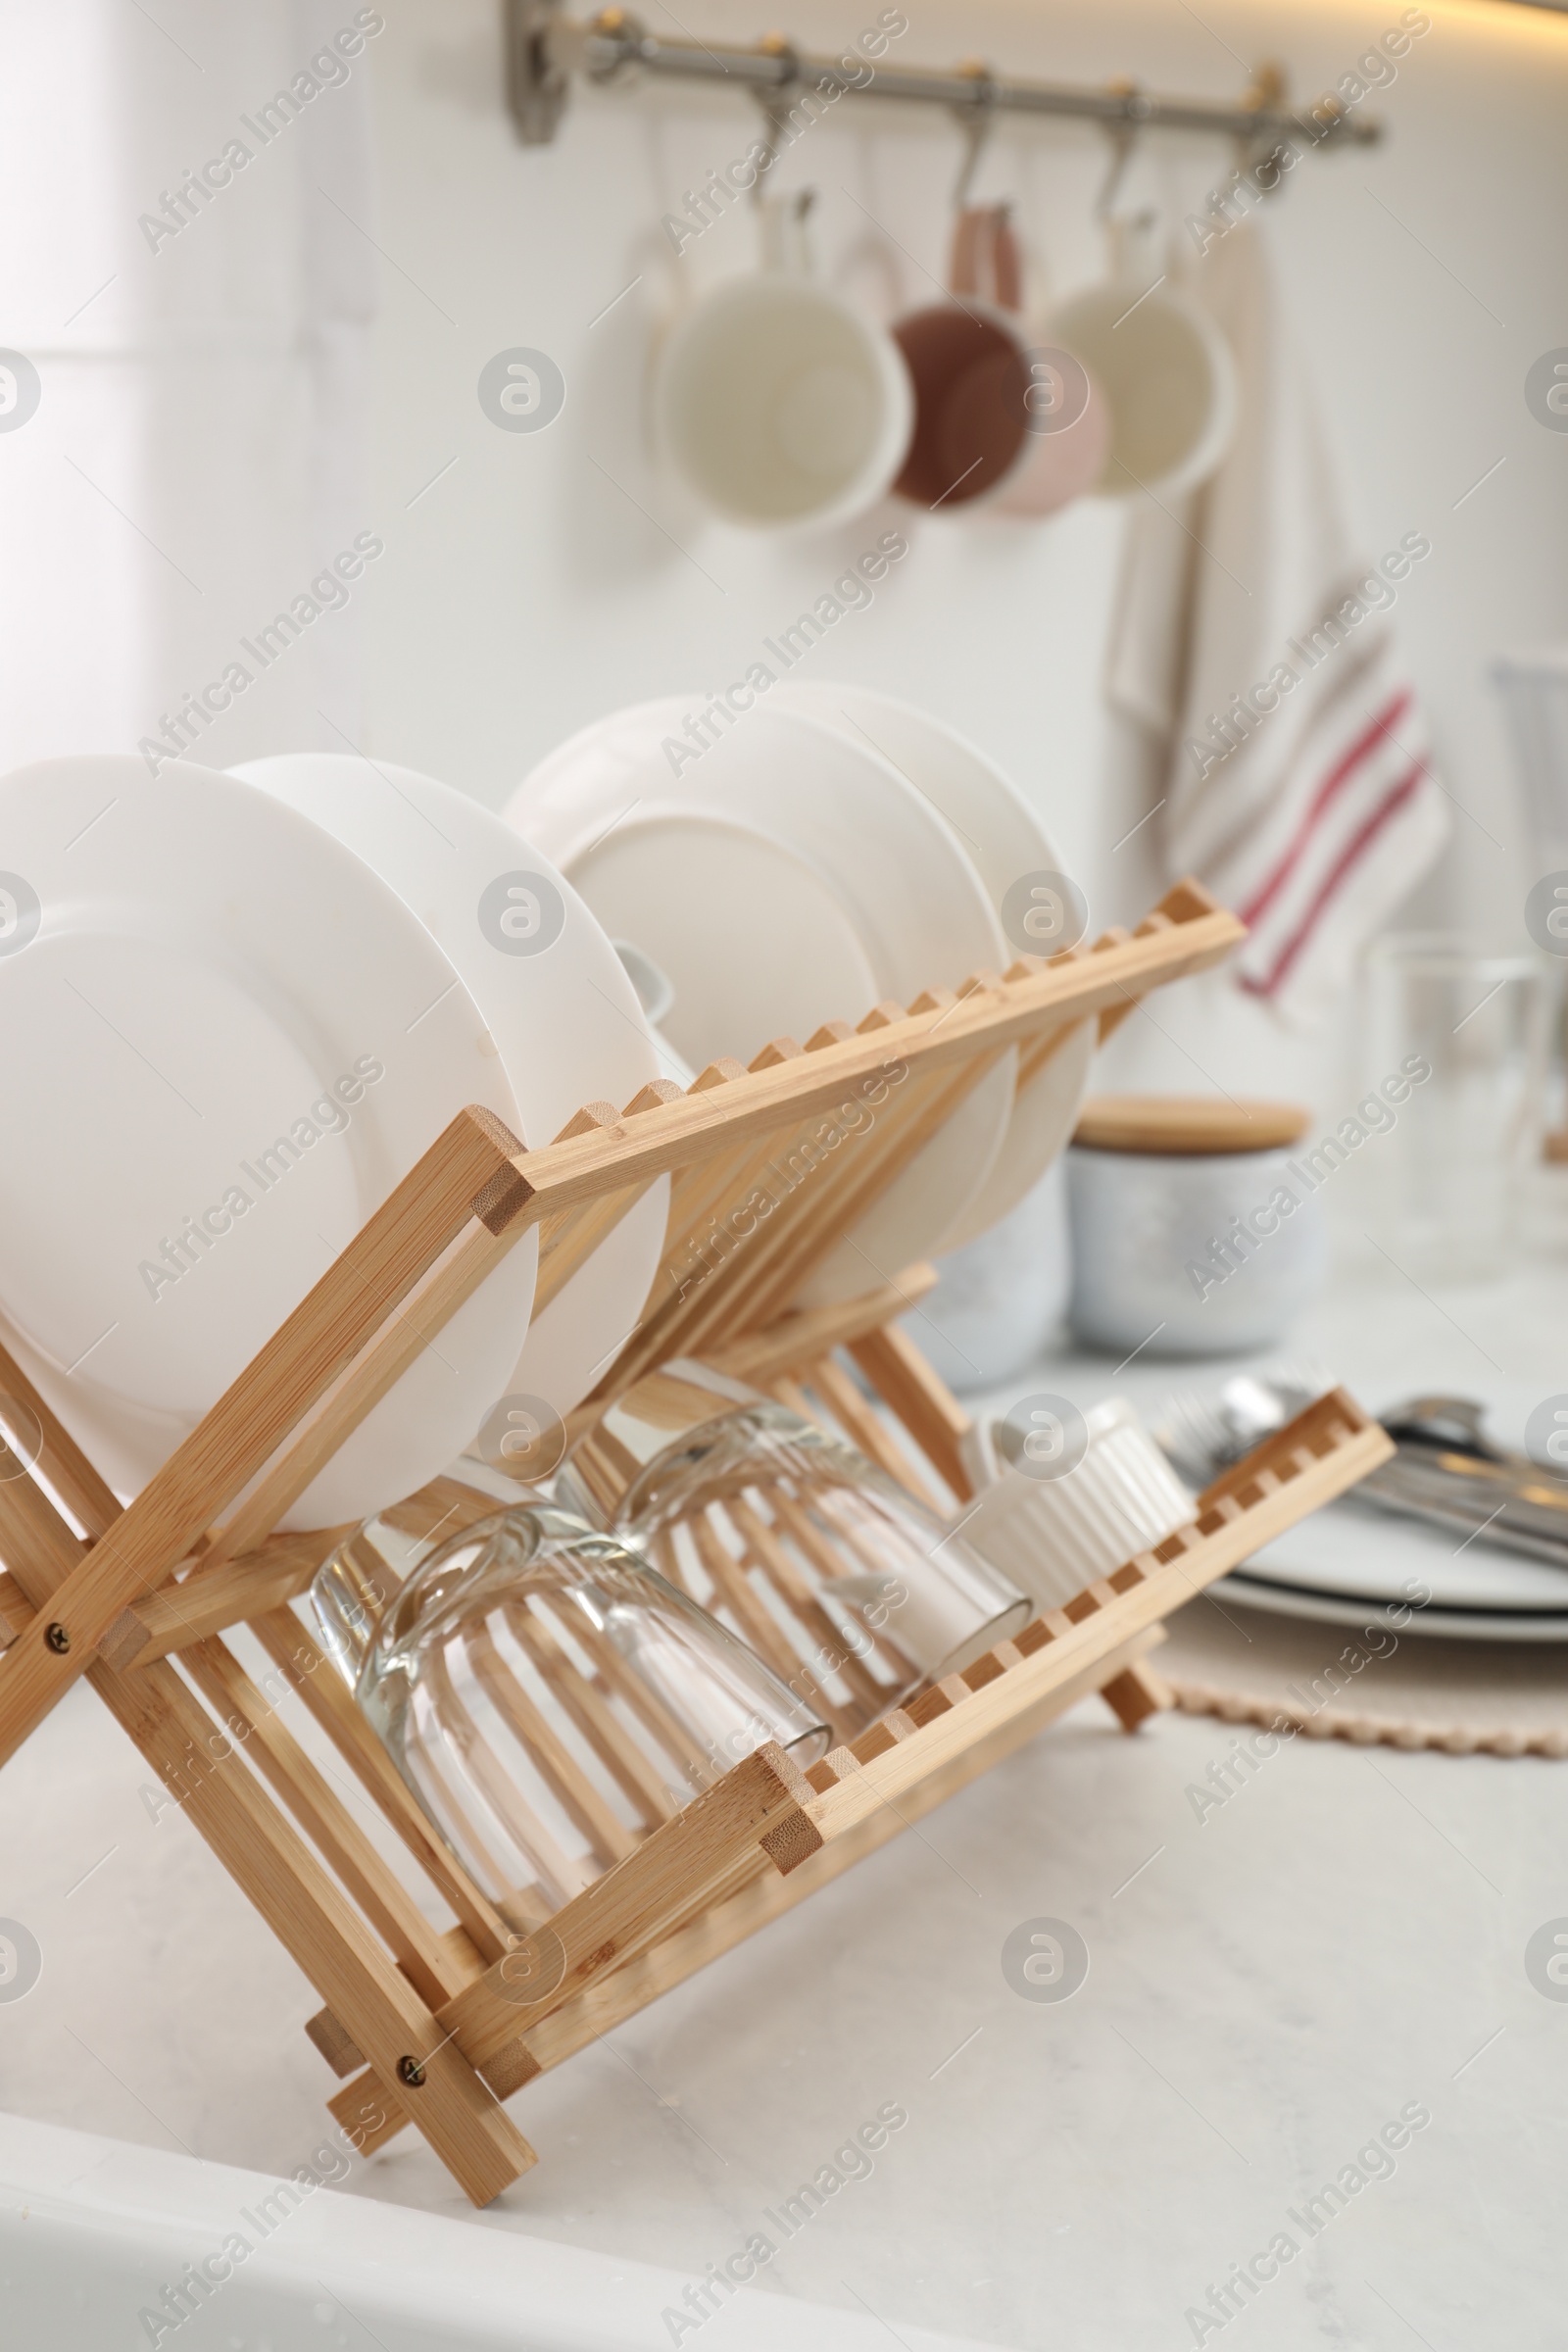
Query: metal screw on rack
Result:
<box><xmin>44</xmin><ymin>1623</ymin><xmax>70</xmax><ymax>1655</ymax></box>
<box><xmin>397</xmin><ymin>2054</ymin><xmax>427</xmax><ymax>2088</ymax></box>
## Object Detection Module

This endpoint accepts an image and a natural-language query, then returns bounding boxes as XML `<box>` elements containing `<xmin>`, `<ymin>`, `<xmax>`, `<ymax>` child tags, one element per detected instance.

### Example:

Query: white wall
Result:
<box><xmin>8</xmin><ymin>1</ymin><xmax>1567</xmax><ymax>1115</ymax></box>
<box><xmin>340</xmin><ymin>0</ymin><xmax>1568</xmax><ymax>1112</ymax></box>
<box><xmin>0</xmin><ymin>4</ymin><xmax>378</xmax><ymax>770</ymax></box>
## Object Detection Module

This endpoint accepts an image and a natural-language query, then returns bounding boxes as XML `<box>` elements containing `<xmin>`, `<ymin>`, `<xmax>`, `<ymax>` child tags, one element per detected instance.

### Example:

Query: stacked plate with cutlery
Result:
<box><xmin>1155</xmin><ymin>1371</ymin><xmax>1568</xmax><ymax>1641</ymax></box>
<box><xmin>950</xmin><ymin>1363</ymin><xmax>1568</xmax><ymax>1644</ymax></box>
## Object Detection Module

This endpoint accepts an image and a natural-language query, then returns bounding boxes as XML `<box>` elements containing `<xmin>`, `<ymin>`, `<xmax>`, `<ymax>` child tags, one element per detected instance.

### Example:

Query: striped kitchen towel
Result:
<box><xmin>1106</xmin><ymin>216</ymin><xmax>1448</xmax><ymax>1027</ymax></box>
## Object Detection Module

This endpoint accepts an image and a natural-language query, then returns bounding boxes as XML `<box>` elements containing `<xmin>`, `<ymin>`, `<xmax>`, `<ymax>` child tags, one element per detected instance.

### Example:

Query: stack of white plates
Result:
<box><xmin>0</xmin><ymin>754</ymin><xmax>666</xmax><ymax>1530</ymax></box>
<box><xmin>505</xmin><ymin>687</ymin><xmax>1095</xmax><ymax>1307</ymax></box>
<box><xmin>0</xmin><ymin>699</ymin><xmax>1092</xmax><ymax>1536</ymax></box>
<box><xmin>232</xmin><ymin>757</ymin><xmax>670</xmax><ymax>1462</ymax></box>
<box><xmin>1217</xmin><ymin>1506</ymin><xmax>1568</xmax><ymax>1642</ymax></box>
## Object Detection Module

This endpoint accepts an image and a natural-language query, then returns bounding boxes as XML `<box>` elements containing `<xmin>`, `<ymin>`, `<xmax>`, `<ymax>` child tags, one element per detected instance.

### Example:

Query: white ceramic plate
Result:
<box><xmin>1214</xmin><ymin>1495</ymin><xmax>1568</xmax><ymax>1641</ymax></box>
<box><xmin>232</xmin><ymin>757</ymin><xmax>668</xmax><ymax>1429</ymax></box>
<box><xmin>769</xmin><ymin>681</ymin><xmax>1097</xmax><ymax>1249</ymax></box>
<box><xmin>0</xmin><ymin>756</ymin><xmax>538</xmax><ymax>1529</ymax></box>
<box><xmin>506</xmin><ymin>700</ymin><xmax>1016</xmax><ymax>1305</ymax></box>
<box><xmin>1214</xmin><ymin>1576</ymin><xmax>1568</xmax><ymax>1643</ymax></box>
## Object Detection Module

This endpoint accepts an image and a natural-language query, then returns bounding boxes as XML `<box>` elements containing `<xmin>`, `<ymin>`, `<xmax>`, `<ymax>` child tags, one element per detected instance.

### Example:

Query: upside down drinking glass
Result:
<box><xmin>313</xmin><ymin>1489</ymin><xmax>830</xmax><ymax>1928</ymax></box>
<box><xmin>582</xmin><ymin>1367</ymin><xmax>1032</xmax><ymax>1747</ymax></box>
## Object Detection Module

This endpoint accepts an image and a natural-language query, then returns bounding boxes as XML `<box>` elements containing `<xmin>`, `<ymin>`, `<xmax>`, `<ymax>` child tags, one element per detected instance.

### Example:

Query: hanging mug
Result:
<box><xmin>890</xmin><ymin>204</ymin><xmax>1033</xmax><ymax>511</ymax></box>
<box><xmin>1040</xmin><ymin>213</ymin><xmax>1237</xmax><ymax>499</ymax></box>
<box><xmin>952</xmin><ymin>206</ymin><xmax>1110</xmax><ymax>518</ymax></box>
<box><xmin>652</xmin><ymin>190</ymin><xmax>913</xmax><ymax>531</ymax></box>
<box><xmin>892</xmin><ymin>204</ymin><xmax>1106</xmax><ymax>514</ymax></box>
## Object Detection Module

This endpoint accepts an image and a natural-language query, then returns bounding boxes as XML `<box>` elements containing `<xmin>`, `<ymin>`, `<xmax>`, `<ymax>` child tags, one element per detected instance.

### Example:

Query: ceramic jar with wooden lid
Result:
<box><xmin>1066</xmin><ymin>1096</ymin><xmax>1328</xmax><ymax>1357</ymax></box>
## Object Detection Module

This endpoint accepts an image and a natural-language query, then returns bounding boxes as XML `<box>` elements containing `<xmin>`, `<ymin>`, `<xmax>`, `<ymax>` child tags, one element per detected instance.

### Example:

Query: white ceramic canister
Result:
<box><xmin>905</xmin><ymin>1161</ymin><xmax>1071</xmax><ymax>1395</ymax></box>
<box><xmin>1066</xmin><ymin>1097</ymin><xmax>1327</xmax><ymax>1357</ymax></box>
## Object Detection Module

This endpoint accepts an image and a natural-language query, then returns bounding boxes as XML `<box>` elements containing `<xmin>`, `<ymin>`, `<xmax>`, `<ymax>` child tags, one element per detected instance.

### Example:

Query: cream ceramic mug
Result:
<box><xmin>1041</xmin><ymin>215</ymin><xmax>1237</xmax><ymax>499</ymax></box>
<box><xmin>652</xmin><ymin>191</ymin><xmax>913</xmax><ymax>531</ymax></box>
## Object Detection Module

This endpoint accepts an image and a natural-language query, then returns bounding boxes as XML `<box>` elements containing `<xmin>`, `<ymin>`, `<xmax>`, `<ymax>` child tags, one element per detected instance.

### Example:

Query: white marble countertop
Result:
<box><xmin>3</xmin><ymin>1258</ymin><xmax>1565</xmax><ymax>2350</ymax></box>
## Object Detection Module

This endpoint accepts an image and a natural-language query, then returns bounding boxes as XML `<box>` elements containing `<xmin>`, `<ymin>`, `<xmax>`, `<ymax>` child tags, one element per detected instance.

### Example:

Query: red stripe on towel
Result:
<box><xmin>1238</xmin><ymin>759</ymin><xmax>1430</xmax><ymax>1002</ymax></box>
<box><xmin>1236</xmin><ymin>689</ymin><xmax>1412</xmax><ymax>932</ymax></box>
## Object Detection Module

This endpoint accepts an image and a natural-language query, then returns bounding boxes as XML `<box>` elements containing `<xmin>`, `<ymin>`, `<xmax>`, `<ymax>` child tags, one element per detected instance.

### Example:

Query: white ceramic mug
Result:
<box><xmin>1040</xmin><ymin>215</ymin><xmax>1236</xmax><ymax>500</ymax></box>
<box><xmin>652</xmin><ymin>192</ymin><xmax>913</xmax><ymax>531</ymax></box>
<box><xmin>611</xmin><ymin>938</ymin><xmax>698</xmax><ymax>1090</ymax></box>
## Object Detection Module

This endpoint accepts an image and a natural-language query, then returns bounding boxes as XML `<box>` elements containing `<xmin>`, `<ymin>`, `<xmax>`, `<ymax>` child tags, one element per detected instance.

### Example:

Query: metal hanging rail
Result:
<box><xmin>504</xmin><ymin>1</ymin><xmax>1384</xmax><ymax>159</ymax></box>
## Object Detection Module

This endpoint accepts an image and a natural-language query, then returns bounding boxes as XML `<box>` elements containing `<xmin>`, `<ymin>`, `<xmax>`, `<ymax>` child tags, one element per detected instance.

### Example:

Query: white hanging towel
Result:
<box><xmin>1105</xmin><ymin>217</ymin><xmax>1448</xmax><ymax>1028</ymax></box>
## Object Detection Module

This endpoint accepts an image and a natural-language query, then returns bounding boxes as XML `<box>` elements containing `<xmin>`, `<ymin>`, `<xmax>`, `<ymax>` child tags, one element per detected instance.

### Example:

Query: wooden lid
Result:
<box><xmin>1072</xmin><ymin>1095</ymin><xmax>1311</xmax><ymax>1156</ymax></box>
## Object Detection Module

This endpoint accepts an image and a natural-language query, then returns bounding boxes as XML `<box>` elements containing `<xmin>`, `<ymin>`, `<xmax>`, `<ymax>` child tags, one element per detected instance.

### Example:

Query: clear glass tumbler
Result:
<box><xmin>312</xmin><ymin>1497</ymin><xmax>830</xmax><ymax>1930</ymax></box>
<box><xmin>610</xmin><ymin>1398</ymin><xmax>1032</xmax><ymax>1746</ymax></box>
<box><xmin>1366</xmin><ymin>934</ymin><xmax>1545</xmax><ymax>1281</ymax></box>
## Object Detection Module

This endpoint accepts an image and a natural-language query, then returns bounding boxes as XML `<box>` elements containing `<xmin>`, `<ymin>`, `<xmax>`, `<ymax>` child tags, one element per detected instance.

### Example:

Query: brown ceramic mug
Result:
<box><xmin>891</xmin><ymin>206</ymin><xmax>1034</xmax><ymax>509</ymax></box>
<box><xmin>893</xmin><ymin>206</ymin><xmax>1106</xmax><ymax>515</ymax></box>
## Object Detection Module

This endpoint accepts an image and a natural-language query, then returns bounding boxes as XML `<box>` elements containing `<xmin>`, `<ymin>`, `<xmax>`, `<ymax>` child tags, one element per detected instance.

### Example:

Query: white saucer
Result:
<box><xmin>506</xmin><ymin>700</ymin><xmax>1016</xmax><ymax>1306</ymax></box>
<box><xmin>232</xmin><ymin>756</ymin><xmax>668</xmax><ymax>1428</ymax></box>
<box><xmin>0</xmin><ymin>756</ymin><xmax>538</xmax><ymax>1529</ymax></box>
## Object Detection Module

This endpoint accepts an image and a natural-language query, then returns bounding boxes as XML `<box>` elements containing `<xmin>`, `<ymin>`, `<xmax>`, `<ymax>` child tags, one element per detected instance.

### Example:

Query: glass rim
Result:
<box><xmin>1368</xmin><ymin>931</ymin><xmax>1541</xmax><ymax>981</ymax></box>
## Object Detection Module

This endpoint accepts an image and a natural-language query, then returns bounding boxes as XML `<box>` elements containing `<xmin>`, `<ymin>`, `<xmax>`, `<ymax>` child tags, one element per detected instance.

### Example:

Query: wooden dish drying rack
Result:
<box><xmin>0</xmin><ymin>879</ymin><xmax>1393</xmax><ymax>2205</ymax></box>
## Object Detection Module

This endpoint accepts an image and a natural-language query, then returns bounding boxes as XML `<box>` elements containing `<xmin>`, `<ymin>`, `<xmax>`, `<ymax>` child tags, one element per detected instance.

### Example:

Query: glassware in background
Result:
<box><xmin>585</xmin><ymin>1370</ymin><xmax>1031</xmax><ymax>1747</ymax></box>
<box><xmin>312</xmin><ymin>1496</ymin><xmax>829</xmax><ymax>1929</ymax></box>
<box><xmin>1366</xmin><ymin>934</ymin><xmax>1545</xmax><ymax>1283</ymax></box>
<box><xmin>1494</xmin><ymin>650</ymin><xmax>1568</xmax><ymax>1184</ymax></box>
<box><xmin>1493</xmin><ymin>650</ymin><xmax>1568</xmax><ymax>869</ymax></box>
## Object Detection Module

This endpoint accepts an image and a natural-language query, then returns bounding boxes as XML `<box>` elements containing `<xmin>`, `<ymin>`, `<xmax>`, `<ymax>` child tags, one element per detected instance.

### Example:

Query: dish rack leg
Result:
<box><xmin>0</xmin><ymin>1361</ymin><xmax>536</xmax><ymax>2208</ymax></box>
<box><xmin>1099</xmin><ymin>1658</ymin><xmax>1174</xmax><ymax>1731</ymax></box>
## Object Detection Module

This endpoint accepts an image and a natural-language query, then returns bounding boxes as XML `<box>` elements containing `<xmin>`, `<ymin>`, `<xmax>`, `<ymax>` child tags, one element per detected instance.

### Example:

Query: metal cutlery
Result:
<box><xmin>1154</xmin><ymin>1371</ymin><xmax>1568</xmax><ymax>1569</ymax></box>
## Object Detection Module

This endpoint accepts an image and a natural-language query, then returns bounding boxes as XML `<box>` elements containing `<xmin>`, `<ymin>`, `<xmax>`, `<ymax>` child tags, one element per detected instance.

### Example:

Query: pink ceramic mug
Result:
<box><xmin>953</xmin><ymin>208</ymin><xmax>1109</xmax><ymax>517</ymax></box>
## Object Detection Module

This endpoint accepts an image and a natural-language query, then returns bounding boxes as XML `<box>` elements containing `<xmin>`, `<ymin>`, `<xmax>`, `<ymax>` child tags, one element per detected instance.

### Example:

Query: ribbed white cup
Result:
<box><xmin>955</xmin><ymin>1398</ymin><xmax>1196</xmax><ymax>1612</ymax></box>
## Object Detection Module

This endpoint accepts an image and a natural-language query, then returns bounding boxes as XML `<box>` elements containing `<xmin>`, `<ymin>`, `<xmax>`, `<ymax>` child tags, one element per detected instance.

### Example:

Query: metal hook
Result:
<box><xmin>758</xmin><ymin>184</ymin><xmax>814</xmax><ymax>271</ymax></box>
<box><xmin>949</xmin><ymin>60</ymin><xmax>999</xmax><ymax>213</ymax></box>
<box><xmin>1095</xmin><ymin>78</ymin><xmax>1151</xmax><ymax>221</ymax></box>
<box><xmin>749</xmin><ymin>33</ymin><xmax>803</xmax><ymax>204</ymax></box>
<box><xmin>1235</xmin><ymin>59</ymin><xmax>1294</xmax><ymax>201</ymax></box>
